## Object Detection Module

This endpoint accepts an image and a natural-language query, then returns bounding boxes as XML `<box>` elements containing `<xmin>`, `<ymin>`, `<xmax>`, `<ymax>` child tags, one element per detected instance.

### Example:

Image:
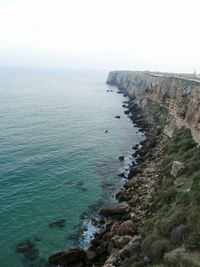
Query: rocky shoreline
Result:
<box><xmin>48</xmin><ymin>87</ymin><xmax>166</xmax><ymax>267</ymax></box>
<box><xmin>49</xmin><ymin>71</ymin><xmax>200</xmax><ymax>267</ymax></box>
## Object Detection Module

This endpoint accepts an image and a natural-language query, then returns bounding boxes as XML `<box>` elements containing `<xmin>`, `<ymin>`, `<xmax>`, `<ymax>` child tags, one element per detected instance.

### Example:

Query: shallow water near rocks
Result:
<box><xmin>0</xmin><ymin>67</ymin><xmax>144</xmax><ymax>266</ymax></box>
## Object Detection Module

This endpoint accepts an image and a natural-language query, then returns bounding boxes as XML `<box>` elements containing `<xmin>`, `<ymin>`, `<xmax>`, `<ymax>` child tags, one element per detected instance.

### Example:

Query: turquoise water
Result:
<box><xmin>0</xmin><ymin>67</ymin><xmax>143</xmax><ymax>267</ymax></box>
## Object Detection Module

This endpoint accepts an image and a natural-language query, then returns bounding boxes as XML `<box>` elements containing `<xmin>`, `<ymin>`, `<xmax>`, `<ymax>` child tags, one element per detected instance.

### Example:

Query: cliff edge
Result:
<box><xmin>107</xmin><ymin>71</ymin><xmax>200</xmax><ymax>143</ymax></box>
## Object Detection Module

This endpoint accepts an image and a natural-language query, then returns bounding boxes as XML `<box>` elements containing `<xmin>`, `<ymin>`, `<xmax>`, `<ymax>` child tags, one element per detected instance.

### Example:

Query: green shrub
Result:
<box><xmin>164</xmin><ymin>248</ymin><xmax>200</xmax><ymax>267</ymax></box>
<box><xmin>186</xmin><ymin>232</ymin><xmax>200</xmax><ymax>250</ymax></box>
<box><xmin>142</xmin><ymin>236</ymin><xmax>171</xmax><ymax>263</ymax></box>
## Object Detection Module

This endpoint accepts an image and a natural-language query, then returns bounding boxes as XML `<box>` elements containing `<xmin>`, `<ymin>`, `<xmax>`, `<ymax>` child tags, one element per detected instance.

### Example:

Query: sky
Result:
<box><xmin>0</xmin><ymin>0</ymin><xmax>199</xmax><ymax>72</ymax></box>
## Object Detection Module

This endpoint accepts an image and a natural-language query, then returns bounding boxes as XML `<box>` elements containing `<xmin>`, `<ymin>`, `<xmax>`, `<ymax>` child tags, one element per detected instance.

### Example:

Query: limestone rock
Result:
<box><xmin>117</xmin><ymin>220</ymin><xmax>136</xmax><ymax>236</ymax></box>
<box><xmin>100</xmin><ymin>203</ymin><xmax>130</xmax><ymax>217</ymax></box>
<box><xmin>171</xmin><ymin>161</ymin><xmax>185</xmax><ymax>178</ymax></box>
<box><xmin>49</xmin><ymin>247</ymin><xmax>86</xmax><ymax>266</ymax></box>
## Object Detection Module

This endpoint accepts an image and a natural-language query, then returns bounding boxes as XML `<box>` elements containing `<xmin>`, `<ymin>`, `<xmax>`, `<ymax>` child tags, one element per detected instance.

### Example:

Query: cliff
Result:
<box><xmin>49</xmin><ymin>71</ymin><xmax>200</xmax><ymax>267</ymax></box>
<box><xmin>107</xmin><ymin>71</ymin><xmax>200</xmax><ymax>143</ymax></box>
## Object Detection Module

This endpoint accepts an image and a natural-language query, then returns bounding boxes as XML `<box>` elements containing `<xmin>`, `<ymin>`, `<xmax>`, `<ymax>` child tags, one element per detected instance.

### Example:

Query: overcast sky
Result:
<box><xmin>0</xmin><ymin>0</ymin><xmax>199</xmax><ymax>72</ymax></box>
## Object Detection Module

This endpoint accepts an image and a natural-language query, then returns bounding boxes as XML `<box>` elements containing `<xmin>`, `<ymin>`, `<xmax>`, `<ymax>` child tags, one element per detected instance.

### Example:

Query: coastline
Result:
<box><xmin>49</xmin><ymin>71</ymin><xmax>200</xmax><ymax>267</ymax></box>
<box><xmin>49</xmin><ymin>83</ymin><xmax>163</xmax><ymax>266</ymax></box>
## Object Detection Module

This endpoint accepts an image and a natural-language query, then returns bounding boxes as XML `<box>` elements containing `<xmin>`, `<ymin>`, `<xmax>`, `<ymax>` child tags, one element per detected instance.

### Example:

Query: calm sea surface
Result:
<box><xmin>0</xmin><ymin>67</ymin><xmax>143</xmax><ymax>267</ymax></box>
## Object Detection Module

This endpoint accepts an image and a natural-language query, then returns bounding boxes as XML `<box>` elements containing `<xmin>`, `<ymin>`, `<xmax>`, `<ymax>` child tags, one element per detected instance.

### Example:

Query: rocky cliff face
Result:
<box><xmin>107</xmin><ymin>71</ymin><xmax>200</xmax><ymax>143</ymax></box>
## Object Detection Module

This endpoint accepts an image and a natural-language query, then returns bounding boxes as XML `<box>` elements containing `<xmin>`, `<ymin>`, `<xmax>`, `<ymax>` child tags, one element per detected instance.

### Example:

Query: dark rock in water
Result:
<box><xmin>76</xmin><ymin>180</ymin><xmax>85</xmax><ymax>187</ymax></box>
<box><xmin>49</xmin><ymin>219</ymin><xmax>66</xmax><ymax>228</ymax></box>
<box><xmin>124</xmin><ymin>110</ymin><xmax>130</xmax><ymax>115</ymax></box>
<box><xmin>16</xmin><ymin>240</ymin><xmax>34</xmax><ymax>253</ymax></box>
<box><xmin>114</xmin><ymin>115</ymin><xmax>121</xmax><ymax>119</ymax></box>
<box><xmin>138</xmin><ymin>128</ymin><xmax>144</xmax><ymax>132</ymax></box>
<box><xmin>117</xmin><ymin>91</ymin><xmax>123</xmax><ymax>94</ymax></box>
<box><xmin>16</xmin><ymin>240</ymin><xmax>40</xmax><ymax>264</ymax></box>
<box><xmin>91</xmin><ymin>217</ymin><xmax>98</xmax><ymax>226</ymax></box>
<box><xmin>34</xmin><ymin>236</ymin><xmax>42</xmax><ymax>242</ymax></box>
<box><xmin>67</xmin><ymin>232</ymin><xmax>79</xmax><ymax>241</ymax></box>
<box><xmin>118</xmin><ymin>172</ymin><xmax>125</xmax><ymax>177</ymax></box>
<box><xmin>49</xmin><ymin>247</ymin><xmax>87</xmax><ymax>266</ymax></box>
<box><xmin>104</xmin><ymin>130</ymin><xmax>108</xmax><ymax>133</ymax></box>
<box><xmin>79</xmin><ymin>211</ymin><xmax>88</xmax><ymax>220</ymax></box>
<box><xmin>132</xmin><ymin>144</ymin><xmax>139</xmax><ymax>150</ymax></box>
<box><xmin>80</xmin><ymin>186</ymin><xmax>87</xmax><ymax>192</ymax></box>
<box><xmin>24</xmin><ymin>247</ymin><xmax>39</xmax><ymax>261</ymax></box>
<box><xmin>118</xmin><ymin>156</ymin><xmax>124</xmax><ymax>161</ymax></box>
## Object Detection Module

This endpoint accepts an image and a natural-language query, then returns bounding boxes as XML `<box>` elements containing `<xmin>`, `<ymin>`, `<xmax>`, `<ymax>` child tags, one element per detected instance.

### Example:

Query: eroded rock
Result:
<box><xmin>100</xmin><ymin>203</ymin><xmax>130</xmax><ymax>217</ymax></box>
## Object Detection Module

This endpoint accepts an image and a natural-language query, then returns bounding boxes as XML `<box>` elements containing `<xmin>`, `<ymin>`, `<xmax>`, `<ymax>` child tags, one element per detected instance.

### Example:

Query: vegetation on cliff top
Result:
<box><xmin>135</xmin><ymin>105</ymin><xmax>200</xmax><ymax>266</ymax></box>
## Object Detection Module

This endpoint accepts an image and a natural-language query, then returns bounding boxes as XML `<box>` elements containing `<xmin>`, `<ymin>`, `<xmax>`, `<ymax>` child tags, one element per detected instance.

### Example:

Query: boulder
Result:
<box><xmin>118</xmin><ymin>172</ymin><xmax>125</xmax><ymax>177</ymax></box>
<box><xmin>170</xmin><ymin>224</ymin><xmax>186</xmax><ymax>245</ymax></box>
<box><xmin>117</xmin><ymin>220</ymin><xmax>136</xmax><ymax>236</ymax></box>
<box><xmin>16</xmin><ymin>239</ymin><xmax>39</xmax><ymax>261</ymax></box>
<box><xmin>118</xmin><ymin>156</ymin><xmax>124</xmax><ymax>161</ymax></box>
<box><xmin>49</xmin><ymin>248</ymin><xmax>86</xmax><ymax>266</ymax></box>
<box><xmin>128</xmin><ymin>166</ymin><xmax>143</xmax><ymax>178</ymax></box>
<box><xmin>100</xmin><ymin>203</ymin><xmax>130</xmax><ymax>217</ymax></box>
<box><xmin>86</xmin><ymin>250</ymin><xmax>97</xmax><ymax>261</ymax></box>
<box><xmin>49</xmin><ymin>219</ymin><xmax>66</xmax><ymax>228</ymax></box>
<box><xmin>171</xmin><ymin>161</ymin><xmax>185</xmax><ymax>178</ymax></box>
<box><xmin>16</xmin><ymin>240</ymin><xmax>33</xmax><ymax>253</ymax></box>
<box><xmin>111</xmin><ymin>235</ymin><xmax>132</xmax><ymax>249</ymax></box>
<box><xmin>114</xmin><ymin>115</ymin><xmax>121</xmax><ymax>119</ymax></box>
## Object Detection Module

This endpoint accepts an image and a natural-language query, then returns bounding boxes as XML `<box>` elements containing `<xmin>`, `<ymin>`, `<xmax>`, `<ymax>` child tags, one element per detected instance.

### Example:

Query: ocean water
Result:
<box><xmin>0</xmin><ymin>67</ymin><xmax>143</xmax><ymax>267</ymax></box>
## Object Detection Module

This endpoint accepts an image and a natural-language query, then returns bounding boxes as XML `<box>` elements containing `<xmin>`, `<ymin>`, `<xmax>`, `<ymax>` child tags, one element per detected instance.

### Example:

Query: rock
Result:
<box><xmin>91</xmin><ymin>217</ymin><xmax>98</xmax><ymax>226</ymax></box>
<box><xmin>76</xmin><ymin>180</ymin><xmax>85</xmax><ymax>187</ymax></box>
<box><xmin>104</xmin><ymin>130</ymin><xmax>108</xmax><ymax>133</ymax></box>
<box><xmin>16</xmin><ymin>240</ymin><xmax>34</xmax><ymax>253</ymax></box>
<box><xmin>118</xmin><ymin>172</ymin><xmax>125</xmax><ymax>177</ymax></box>
<box><xmin>170</xmin><ymin>224</ymin><xmax>186</xmax><ymax>245</ymax></box>
<box><xmin>129</xmin><ymin>235</ymin><xmax>142</xmax><ymax>253</ymax></box>
<box><xmin>67</xmin><ymin>232</ymin><xmax>79</xmax><ymax>241</ymax></box>
<box><xmin>124</xmin><ymin>110</ymin><xmax>130</xmax><ymax>115</ymax></box>
<box><xmin>122</xmin><ymin>104</ymin><xmax>128</xmax><ymax>108</ymax></box>
<box><xmin>143</xmin><ymin>255</ymin><xmax>151</xmax><ymax>263</ymax></box>
<box><xmin>49</xmin><ymin>248</ymin><xmax>86</xmax><ymax>266</ymax></box>
<box><xmin>118</xmin><ymin>156</ymin><xmax>124</xmax><ymax>161</ymax></box>
<box><xmin>34</xmin><ymin>236</ymin><xmax>42</xmax><ymax>242</ymax></box>
<box><xmin>24</xmin><ymin>247</ymin><xmax>39</xmax><ymax>261</ymax></box>
<box><xmin>49</xmin><ymin>219</ymin><xmax>66</xmax><ymax>228</ymax></box>
<box><xmin>100</xmin><ymin>203</ymin><xmax>130</xmax><ymax>217</ymax></box>
<box><xmin>16</xmin><ymin>239</ymin><xmax>39</xmax><ymax>262</ymax></box>
<box><xmin>132</xmin><ymin>144</ymin><xmax>139</xmax><ymax>150</ymax></box>
<box><xmin>138</xmin><ymin>128</ymin><xmax>144</xmax><ymax>132</ymax></box>
<box><xmin>85</xmin><ymin>250</ymin><xmax>97</xmax><ymax>261</ymax></box>
<box><xmin>117</xmin><ymin>220</ymin><xmax>136</xmax><ymax>236</ymax></box>
<box><xmin>111</xmin><ymin>235</ymin><xmax>132</xmax><ymax>249</ymax></box>
<box><xmin>128</xmin><ymin>165</ymin><xmax>142</xmax><ymax>178</ymax></box>
<box><xmin>171</xmin><ymin>161</ymin><xmax>185</xmax><ymax>178</ymax></box>
<box><xmin>114</xmin><ymin>115</ymin><xmax>121</xmax><ymax>119</ymax></box>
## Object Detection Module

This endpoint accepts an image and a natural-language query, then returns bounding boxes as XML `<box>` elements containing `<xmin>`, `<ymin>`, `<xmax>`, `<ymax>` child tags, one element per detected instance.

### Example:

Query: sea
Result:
<box><xmin>0</xmin><ymin>67</ymin><xmax>144</xmax><ymax>267</ymax></box>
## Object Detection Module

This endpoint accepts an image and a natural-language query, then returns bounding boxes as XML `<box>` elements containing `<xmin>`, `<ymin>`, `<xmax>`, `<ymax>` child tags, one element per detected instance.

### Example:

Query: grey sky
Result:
<box><xmin>0</xmin><ymin>0</ymin><xmax>199</xmax><ymax>72</ymax></box>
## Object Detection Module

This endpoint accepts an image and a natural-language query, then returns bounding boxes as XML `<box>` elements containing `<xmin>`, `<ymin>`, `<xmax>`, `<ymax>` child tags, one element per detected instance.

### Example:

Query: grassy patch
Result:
<box><xmin>139</xmin><ymin>126</ymin><xmax>200</xmax><ymax>264</ymax></box>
